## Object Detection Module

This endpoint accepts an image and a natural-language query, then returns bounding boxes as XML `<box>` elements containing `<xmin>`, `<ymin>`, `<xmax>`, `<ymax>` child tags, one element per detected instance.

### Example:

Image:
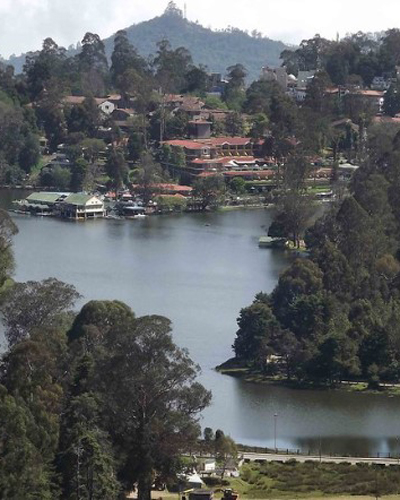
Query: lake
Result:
<box><xmin>2</xmin><ymin>188</ymin><xmax>400</xmax><ymax>457</ymax></box>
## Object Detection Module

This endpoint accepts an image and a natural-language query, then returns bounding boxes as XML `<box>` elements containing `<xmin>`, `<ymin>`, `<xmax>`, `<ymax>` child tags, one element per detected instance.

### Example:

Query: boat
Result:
<box><xmin>105</xmin><ymin>213</ymin><xmax>123</xmax><ymax>220</ymax></box>
<box><xmin>258</xmin><ymin>236</ymin><xmax>287</xmax><ymax>248</ymax></box>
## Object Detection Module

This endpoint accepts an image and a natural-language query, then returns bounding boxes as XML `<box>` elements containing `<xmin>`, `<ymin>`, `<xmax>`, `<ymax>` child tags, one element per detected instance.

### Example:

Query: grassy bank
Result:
<box><xmin>207</xmin><ymin>461</ymin><xmax>400</xmax><ymax>499</ymax></box>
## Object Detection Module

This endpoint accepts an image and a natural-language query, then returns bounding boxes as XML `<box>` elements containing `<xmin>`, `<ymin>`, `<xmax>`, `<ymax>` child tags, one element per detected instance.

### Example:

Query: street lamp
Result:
<box><xmin>274</xmin><ymin>413</ymin><xmax>278</xmax><ymax>451</ymax></box>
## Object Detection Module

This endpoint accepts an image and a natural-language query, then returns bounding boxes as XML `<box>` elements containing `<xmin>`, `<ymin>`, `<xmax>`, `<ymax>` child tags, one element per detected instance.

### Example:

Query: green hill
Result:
<box><xmin>5</xmin><ymin>5</ymin><xmax>291</xmax><ymax>81</ymax></box>
<box><xmin>103</xmin><ymin>7</ymin><xmax>290</xmax><ymax>81</ymax></box>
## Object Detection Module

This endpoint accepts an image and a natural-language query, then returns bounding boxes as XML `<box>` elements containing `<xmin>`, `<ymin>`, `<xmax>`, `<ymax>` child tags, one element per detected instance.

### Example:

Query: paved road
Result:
<box><xmin>241</xmin><ymin>451</ymin><xmax>400</xmax><ymax>466</ymax></box>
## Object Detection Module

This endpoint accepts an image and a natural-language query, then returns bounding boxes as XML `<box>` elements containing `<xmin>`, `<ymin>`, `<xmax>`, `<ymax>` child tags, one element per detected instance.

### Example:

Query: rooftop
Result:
<box><xmin>63</xmin><ymin>193</ymin><xmax>100</xmax><ymax>205</ymax></box>
<box><xmin>26</xmin><ymin>192</ymin><xmax>69</xmax><ymax>203</ymax></box>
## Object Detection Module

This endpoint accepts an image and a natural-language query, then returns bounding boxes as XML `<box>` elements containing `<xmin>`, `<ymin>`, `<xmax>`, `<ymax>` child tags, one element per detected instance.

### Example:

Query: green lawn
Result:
<box><xmin>215</xmin><ymin>461</ymin><xmax>400</xmax><ymax>499</ymax></box>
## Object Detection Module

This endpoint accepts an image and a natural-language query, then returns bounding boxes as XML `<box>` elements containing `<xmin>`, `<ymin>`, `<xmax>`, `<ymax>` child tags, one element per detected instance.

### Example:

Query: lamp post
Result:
<box><xmin>274</xmin><ymin>413</ymin><xmax>278</xmax><ymax>451</ymax></box>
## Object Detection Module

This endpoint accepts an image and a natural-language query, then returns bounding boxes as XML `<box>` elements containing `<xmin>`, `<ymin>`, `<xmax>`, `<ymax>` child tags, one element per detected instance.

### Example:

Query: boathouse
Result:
<box><xmin>59</xmin><ymin>193</ymin><xmax>105</xmax><ymax>219</ymax></box>
<box><xmin>14</xmin><ymin>192</ymin><xmax>70</xmax><ymax>215</ymax></box>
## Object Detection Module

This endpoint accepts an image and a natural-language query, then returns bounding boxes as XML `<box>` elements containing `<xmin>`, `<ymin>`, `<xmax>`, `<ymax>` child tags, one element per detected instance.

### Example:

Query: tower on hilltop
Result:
<box><xmin>164</xmin><ymin>1</ymin><xmax>184</xmax><ymax>18</ymax></box>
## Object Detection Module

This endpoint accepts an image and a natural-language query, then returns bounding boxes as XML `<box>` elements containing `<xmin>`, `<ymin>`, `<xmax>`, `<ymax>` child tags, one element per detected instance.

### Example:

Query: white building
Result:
<box><xmin>59</xmin><ymin>193</ymin><xmax>105</xmax><ymax>219</ymax></box>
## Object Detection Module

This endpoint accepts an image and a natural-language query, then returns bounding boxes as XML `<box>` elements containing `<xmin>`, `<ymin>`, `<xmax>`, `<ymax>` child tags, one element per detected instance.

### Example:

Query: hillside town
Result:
<box><xmin>6</xmin><ymin>26</ymin><xmax>400</xmax><ymax>223</ymax></box>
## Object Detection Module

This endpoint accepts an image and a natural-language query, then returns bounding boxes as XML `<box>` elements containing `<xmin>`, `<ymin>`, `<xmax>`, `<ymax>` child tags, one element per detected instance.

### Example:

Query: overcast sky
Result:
<box><xmin>1</xmin><ymin>0</ymin><xmax>400</xmax><ymax>58</ymax></box>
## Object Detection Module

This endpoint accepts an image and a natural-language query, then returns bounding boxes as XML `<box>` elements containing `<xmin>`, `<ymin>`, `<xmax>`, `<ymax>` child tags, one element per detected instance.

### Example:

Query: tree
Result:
<box><xmin>92</xmin><ymin>314</ymin><xmax>212</xmax><ymax>500</ymax></box>
<box><xmin>0</xmin><ymin>101</ymin><xmax>26</xmax><ymax>165</ymax></box>
<box><xmin>0</xmin><ymin>209</ymin><xmax>18</xmax><ymax>289</ymax></box>
<box><xmin>225</xmin><ymin>112</ymin><xmax>245</xmax><ymax>136</ymax></box>
<box><xmin>153</xmin><ymin>39</ymin><xmax>193</xmax><ymax>94</ymax></box>
<box><xmin>1</xmin><ymin>278</ymin><xmax>80</xmax><ymax>346</ymax></box>
<box><xmin>110</xmin><ymin>29</ymin><xmax>147</xmax><ymax>92</ymax></box>
<box><xmin>184</xmin><ymin>66</ymin><xmax>209</xmax><ymax>94</ymax></box>
<box><xmin>383</xmin><ymin>83</ymin><xmax>400</xmax><ymax>116</ymax></box>
<box><xmin>23</xmin><ymin>37</ymin><xmax>68</xmax><ymax>100</ymax></box>
<box><xmin>65</xmin><ymin>96</ymin><xmax>100</xmax><ymax>136</ymax></box>
<box><xmin>269</xmin><ymin>190</ymin><xmax>316</xmax><ymax>248</ymax></box>
<box><xmin>224</xmin><ymin>64</ymin><xmax>247</xmax><ymax>110</ymax></box>
<box><xmin>244</xmin><ymin>79</ymin><xmax>275</xmax><ymax>115</ymax></box>
<box><xmin>105</xmin><ymin>147</ymin><xmax>128</xmax><ymax>191</ymax></box>
<box><xmin>203</xmin><ymin>427</ymin><xmax>213</xmax><ymax>443</ymax></box>
<box><xmin>18</xmin><ymin>132</ymin><xmax>40</xmax><ymax>173</ymax></box>
<box><xmin>229</xmin><ymin>176</ymin><xmax>246</xmax><ymax>195</ymax></box>
<box><xmin>250</xmin><ymin>113</ymin><xmax>269</xmax><ymax>139</ymax></box>
<box><xmin>35</xmin><ymin>89</ymin><xmax>67</xmax><ymax>152</ymax></box>
<box><xmin>307</xmin><ymin>333</ymin><xmax>360</xmax><ymax>384</ymax></box>
<box><xmin>215</xmin><ymin>434</ymin><xmax>237</xmax><ymax>479</ymax></box>
<box><xmin>59</xmin><ymin>390</ymin><xmax>120</xmax><ymax>499</ymax></box>
<box><xmin>48</xmin><ymin>165</ymin><xmax>72</xmax><ymax>190</ymax></box>
<box><xmin>271</xmin><ymin>259</ymin><xmax>324</xmax><ymax>326</ymax></box>
<box><xmin>335</xmin><ymin>196</ymin><xmax>375</xmax><ymax>270</ymax></box>
<box><xmin>68</xmin><ymin>299</ymin><xmax>135</xmax><ymax>348</ymax></box>
<box><xmin>233</xmin><ymin>299</ymin><xmax>281</xmax><ymax>366</ymax></box>
<box><xmin>132</xmin><ymin>152</ymin><xmax>164</xmax><ymax>205</ymax></box>
<box><xmin>0</xmin><ymin>386</ymin><xmax>54</xmax><ymax>499</ymax></box>
<box><xmin>193</xmin><ymin>175</ymin><xmax>225</xmax><ymax>211</ymax></box>
<box><xmin>78</xmin><ymin>33</ymin><xmax>109</xmax><ymax>96</ymax></box>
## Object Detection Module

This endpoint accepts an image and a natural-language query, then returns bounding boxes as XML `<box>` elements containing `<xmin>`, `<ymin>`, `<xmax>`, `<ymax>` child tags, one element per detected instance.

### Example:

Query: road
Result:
<box><xmin>241</xmin><ymin>451</ymin><xmax>400</xmax><ymax>466</ymax></box>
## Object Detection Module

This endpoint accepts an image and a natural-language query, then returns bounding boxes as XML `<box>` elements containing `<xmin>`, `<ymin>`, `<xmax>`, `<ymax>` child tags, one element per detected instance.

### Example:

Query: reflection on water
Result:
<box><xmin>2</xmin><ymin>188</ymin><xmax>400</xmax><ymax>456</ymax></box>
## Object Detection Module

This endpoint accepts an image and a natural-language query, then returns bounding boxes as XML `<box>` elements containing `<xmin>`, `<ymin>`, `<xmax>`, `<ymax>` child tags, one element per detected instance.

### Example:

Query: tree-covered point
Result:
<box><xmin>229</xmin><ymin>127</ymin><xmax>400</xmax><ymax>388</ymax></box>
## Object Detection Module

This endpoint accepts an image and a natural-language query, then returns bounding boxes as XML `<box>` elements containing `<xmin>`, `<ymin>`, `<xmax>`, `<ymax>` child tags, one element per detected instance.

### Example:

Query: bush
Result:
<box><xmin>202</xmin><ymin>477</ymin><xmax>229</xmax><ymax>487</ymax></box>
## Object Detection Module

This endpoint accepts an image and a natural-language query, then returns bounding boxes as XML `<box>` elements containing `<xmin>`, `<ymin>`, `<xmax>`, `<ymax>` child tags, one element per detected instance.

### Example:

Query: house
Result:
<box><xmin>297</xmin><ymin>70</ymin><xmax>315</xmax><ymax>87</ymax></box>
<box><xmin>97</xmin><ymin>99</ymin><xmax>115</xmax><ymax>115</ymax></box>
<box><xmin>373</xmin><ymin>115</ymin><xmax>400</xmax><ymax>125</ymax></box>
<box><xmin>111</xmin><ymin>108</ymin><xmax>136</xmax><ymax>122</ymax></box>
<box><xmin>163</xmin><ymin>140</ymin><xmax>218</xmax><ymax>162</ymax></box>
<box><xmin>162</xmin><ymin>137</ymin><xmax>263</xmax><ymax>178</ymax></box>
<box><xmin>62</xmin><ymin>96</ymin><xmax>116</xmax><ymax>115</ymax></box>
<box><xmin>130</xmin><ymin>183</ymin><xmax>193</xmax><ymax>197</ymax></box>
<box><xmin>59</xmin><ymin>193</ymin><xmax>105</xmax><ymax>219</ymax></box>
<box><xmin>348</xmin><ymin>89</ymin><xmax>385</xmax><ymax>113</ymax></box>
<box><xmin>199</xmin><ymin>459</ymin><xmax>216</xmax><ymax>473</ymax></box>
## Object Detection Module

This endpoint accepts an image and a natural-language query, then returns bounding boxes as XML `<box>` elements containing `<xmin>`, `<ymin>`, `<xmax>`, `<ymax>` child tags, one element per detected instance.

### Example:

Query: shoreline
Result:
<box><xmin>216</xmin><ymin>358</ymin><xmax>400</xmax><ymax>396</ymax></box>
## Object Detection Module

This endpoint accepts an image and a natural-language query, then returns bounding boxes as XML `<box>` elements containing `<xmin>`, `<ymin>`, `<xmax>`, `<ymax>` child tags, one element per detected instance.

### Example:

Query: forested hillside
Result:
<box><xmin>103</xmin><ymin>4</ymin><xmax>289</xmax><ymax>80</ymax></box>
<box><xmin>5</xmin><ymin>2</ymin><xmax>290</xmax><ymax>80</ymax></box>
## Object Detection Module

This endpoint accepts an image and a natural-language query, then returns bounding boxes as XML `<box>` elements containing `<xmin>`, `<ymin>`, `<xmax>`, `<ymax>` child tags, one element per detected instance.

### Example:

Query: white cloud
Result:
<box><xmin>1</xmin><ymin>0</ymin><xmax>400</xmax><ymax>58</ymax></box>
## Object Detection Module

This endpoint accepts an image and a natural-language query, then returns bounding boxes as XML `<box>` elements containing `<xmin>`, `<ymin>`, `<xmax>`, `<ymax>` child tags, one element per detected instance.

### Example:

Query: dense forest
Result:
<box><xmin>230</xmin><ymin>124</ymin><xmax>400</xmax><ymax>386</ymax></box>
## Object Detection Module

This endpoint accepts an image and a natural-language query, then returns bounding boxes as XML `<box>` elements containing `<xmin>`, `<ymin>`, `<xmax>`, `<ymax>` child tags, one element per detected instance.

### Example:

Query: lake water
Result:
<box><xmin>2</xmin><ymin>188</ymin><xmax>400</xmax><ymax>457</ymax></box>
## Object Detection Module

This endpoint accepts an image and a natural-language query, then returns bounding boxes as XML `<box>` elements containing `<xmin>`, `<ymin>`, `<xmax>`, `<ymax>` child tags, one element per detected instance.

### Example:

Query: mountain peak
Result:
<box><xmin>163</xmin><ymin>1</ymin><xmax>184</xmax><ymax>18</ymax></box>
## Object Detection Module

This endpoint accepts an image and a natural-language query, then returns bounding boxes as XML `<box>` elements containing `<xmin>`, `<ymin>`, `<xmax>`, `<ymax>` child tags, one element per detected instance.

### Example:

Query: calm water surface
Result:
<box><xmin>2</xmin><ymin>188</ymin><xmax>400</xmax><ymax>457</ymax></box>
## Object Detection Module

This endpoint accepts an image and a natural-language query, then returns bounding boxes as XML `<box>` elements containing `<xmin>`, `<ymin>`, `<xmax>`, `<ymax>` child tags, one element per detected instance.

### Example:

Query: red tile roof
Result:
<box><xmin>156</xmin><ymin>193</ymin><xmax>186</xmax><ymax>199</ymax></box>
<box><xmin>190</xmin><ymin>158</ymin><xmax>224</xmax><ymax>164</ymax></box>
<box><xmin>163</xmin><ymin>140</ymin><xmax>212</xmax><ymax>150</ymax></box>
<box><xmin>223</xmin><ymin>170</ymin><xmax>275</xmax><ymax>178</ymax></box>
<box><xmin>207</xmin><ymin>137</ymin><xmax>252</xmax><ymax>146</ymax></box>
<box><xmin>373</xmin><ymin>115</ymin><xmax>400</xmax><ymax>124</ymax></box>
